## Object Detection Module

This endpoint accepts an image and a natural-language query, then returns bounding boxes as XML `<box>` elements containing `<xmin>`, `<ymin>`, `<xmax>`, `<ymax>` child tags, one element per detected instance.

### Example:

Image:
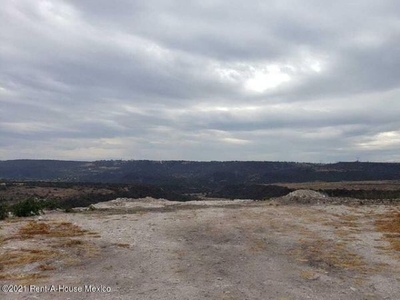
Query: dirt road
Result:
<box><xmin>1</xmin><ymin>199</ymin><xmax>400</xmax><ymax>299</ymax></box>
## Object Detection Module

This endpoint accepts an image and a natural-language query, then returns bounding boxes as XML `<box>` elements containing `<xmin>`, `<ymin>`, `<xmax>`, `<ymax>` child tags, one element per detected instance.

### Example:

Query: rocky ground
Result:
<box><xmin>1</xmin><ymin>194</ymin><xmax>400</xmax><ymax>300</ymax></box>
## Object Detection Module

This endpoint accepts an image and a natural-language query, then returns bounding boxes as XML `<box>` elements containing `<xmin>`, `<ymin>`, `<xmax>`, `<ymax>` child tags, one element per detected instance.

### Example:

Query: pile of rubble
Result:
<box><xmin>279</xmin><ymin>189</ymin><xmax>329</xmax><ymax>205</ymax></box>
<box><xmin>91</xmin><ymin>197</ymin><xmax>173</xmax><ymax>210</ymax></box>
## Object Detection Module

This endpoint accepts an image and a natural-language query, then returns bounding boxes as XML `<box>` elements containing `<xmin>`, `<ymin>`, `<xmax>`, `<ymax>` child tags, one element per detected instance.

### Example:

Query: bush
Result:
<box><xmin>38</xmin><ymin>199</ymin><xmax>60</xmax><ymax>210</ymax></box>
<box><xmin>0</xmin><ymin>203</ymin><xmax>8</xmax><ymax>220</ymax></box>
<box><xmin>11</xmin><ymin>198</ymin><xmax>43</xmax><ymax>217</ymax></box>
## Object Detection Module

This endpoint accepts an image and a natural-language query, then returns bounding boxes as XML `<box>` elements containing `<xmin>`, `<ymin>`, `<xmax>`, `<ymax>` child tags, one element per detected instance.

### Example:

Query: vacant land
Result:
<box><xmin>1</xmin><ymin>198</ymin><xmax>400</xmax><ymax>300</ymax></box>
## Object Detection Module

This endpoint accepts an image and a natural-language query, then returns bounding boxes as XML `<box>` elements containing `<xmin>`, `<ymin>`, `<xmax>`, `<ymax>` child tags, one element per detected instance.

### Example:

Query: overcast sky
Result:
<box><xmin>1</xmin><ymin>0</ymin><xmax>400</xmax><ymax>162</ymax></box>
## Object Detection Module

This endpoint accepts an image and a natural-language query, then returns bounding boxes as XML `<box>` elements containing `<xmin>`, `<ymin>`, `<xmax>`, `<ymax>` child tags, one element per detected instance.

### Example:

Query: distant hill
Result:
<box><xmin>1</xmin><ymin>160</ymin><xmax>400</xmax><ymax>189</ymax></box>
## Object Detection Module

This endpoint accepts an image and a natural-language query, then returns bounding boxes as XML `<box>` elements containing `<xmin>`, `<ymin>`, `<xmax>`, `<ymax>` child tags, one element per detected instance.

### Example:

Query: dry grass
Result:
<box><xmin>114</xmin><ymin>243</ymin><xmax>131</xmax><ymax>248</ymax></box>
<box><xmin>86</xmin><ymin>231</ymin><xmax>102</xmax><ymax>238</ymax></box>
<box><xmin>340</xmin><ymin>214</ymin><xmax>360</xmax><ymax>226</ymax></box>
<box><xmin>245</xmin><ymin>207</ymin><xmax>371</xmax><ymax>274</ymax></box>
<box><xmin>0</xmin><ymin>220</ymin><xmax>100</xmax><ymax>282</ymax></box>
<box><xmin>376</xmin><ymin>212</ymin><xmax>400</xmax><ymax>233</ymax></box>
<box><xmin>0</xmin><ymin>248</ymin><xmax>57</xmax><ymax>281</ymax></box>
<box><xmin>0</xmin><ymin>272</ymin><xmax>47</xmax><ymax>281</ymax></box>
<box><xmin>375</xmin><ymin>211</ymin><xmax>400</xmax><ymax>251</ymax></box>
<box><xmin>53</xmin><ymin>238</ymin><xmax>99</xmax><ymax>258</ymax></box>
<box><xmin>249</xmin><ymin>238</ymin><xmax>268</xmax><ymax>253</ymax></box>
<box><xmin>0</xmin><ymin>249</ymin><xmax>58</xmax><ymax>267</ymax></box>
<box><xmin>19</xmin><ymin>221</ymin><xmax>51</xmax><ymax>235</ymax></box>
<box><xmin>290</xmin><ymin>239</ymin><xmax>367</xmax><ymax>273</ymax></box>
<box><xmin>58</xmin><ymin>239</ymin><xmax>84</xmax><ymax>247</ymax></box>
<box><xmin>38</xmin><ymin>264</ymin><xmax>57</xmax><ymax>271</ymax></box>
<box><xmin>300</xmin><ymin>269</ymin><xmax>317</xmax><ymax>280</ymax></box>
<box><xmin>18</xmin><ymin>221</ymin><xmax>87</xmax><ymax>238</ymax></box>
<box><xmin>62</xmin><ymin>257</ymin><xmax>81</xmax><ymax>266</ymax></box>
<box><xmin>320</xmin><ymin>213</ymin><xmax>361</xmax><ymax>230</ymax></box>
<box><xmin>76</xmin><ymin>242</ymin><xmax>100</xmax><ymax>257</ymax></box>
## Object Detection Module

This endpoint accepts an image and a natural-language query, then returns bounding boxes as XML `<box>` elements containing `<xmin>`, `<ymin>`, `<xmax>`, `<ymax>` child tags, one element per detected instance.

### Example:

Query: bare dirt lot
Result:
<box><xmin>1</xmin><ymin>198</ymin><xmax>400</xmax><ymax>300</ymax></box>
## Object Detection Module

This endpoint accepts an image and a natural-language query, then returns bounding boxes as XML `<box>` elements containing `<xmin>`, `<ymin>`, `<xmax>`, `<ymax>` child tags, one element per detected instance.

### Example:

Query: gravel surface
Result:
<box><xmin>1</xmin><ymin>197</ymin><xmax>400</xmax><ymax>300</ymax></box>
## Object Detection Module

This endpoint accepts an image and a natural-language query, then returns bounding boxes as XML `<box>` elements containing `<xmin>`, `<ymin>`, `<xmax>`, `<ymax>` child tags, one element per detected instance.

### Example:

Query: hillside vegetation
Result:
<box><xmin>2</xmin><ymin>160</ymin><xmax>400</xmax><ymax>186</ymax></box>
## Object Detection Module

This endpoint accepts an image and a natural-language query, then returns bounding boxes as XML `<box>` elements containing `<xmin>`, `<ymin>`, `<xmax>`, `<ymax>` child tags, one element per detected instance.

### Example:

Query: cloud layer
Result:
<box><xmin>1</xmin><ymin>0</ymin><xmax>400</xmax><ymax>162</ymax></box>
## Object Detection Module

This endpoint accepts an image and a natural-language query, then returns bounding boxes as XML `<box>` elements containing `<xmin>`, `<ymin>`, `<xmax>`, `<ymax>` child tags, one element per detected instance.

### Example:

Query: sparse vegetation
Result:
<box><xmin>18</xmin><ymin>220</ymin><xmax>87</xmax><ymax>238</ymax></box>
<box><xmin>114</xmin><ymin>243</ymin><xmax>131</xmax><ymax>248</ymax></box>
<box><xmin>0</xmin><ymin>202</ymin><xmax>8</xmax><ymax>220</ymax></box>
<box><xmin>11</xmin><ymin>197</ymin><xmax>43</xmax><ymax>217</ymax></box>
<box><xmin>64</xmin><ymin>207</ymin><xmax>74</xmax><ymax>213</ymax></box>
<box><xmin>376</xmin><ymin>211</ymin><xmax>400</xmax><ymax>251</ymax></box>
<box><xmin>38</xmin><ymin>198</ymin><xmax>61</xmax><ymax>210</ymax></box>
<box><xmin>322</xmin><ymin>188</ymin><xmax>400</xmax><ymax>200</ymax></box>
<box><xmin>0</xmin><ymin>220</ymin><xmax>99</xmax><ymax>281</ymax></box>
<box><xmin>209</xmin><ymin>184</ymin><xmax>293</xmax><ymax>200</ymax></box>
<box><xmin>0</xmin><ymin>249</ymin><xmax>58</xmax><ymax>267</ymax></box>
<box><xmin>0</xmin><ymin>197</ymin><xmax>61</xmax><ymax>219</ymax></box>
<box><xmin>291</xmin><ymin>239</ymin><xmax>366</xmax><ymax>271</ymax></box>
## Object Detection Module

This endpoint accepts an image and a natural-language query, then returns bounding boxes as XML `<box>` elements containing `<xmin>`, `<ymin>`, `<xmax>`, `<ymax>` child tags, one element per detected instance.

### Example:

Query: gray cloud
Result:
<box><xmin>1</xmin><ymin>0</ymin><xmax>400</xmax><ymax>162</ymax></box>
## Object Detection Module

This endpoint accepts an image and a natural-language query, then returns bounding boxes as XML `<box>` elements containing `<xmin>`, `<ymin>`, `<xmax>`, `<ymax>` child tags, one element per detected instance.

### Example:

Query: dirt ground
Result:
<box><xmin>1</xmin><ymin>198</ymin><xmax>400</xmax><ymax>300</ymax></box>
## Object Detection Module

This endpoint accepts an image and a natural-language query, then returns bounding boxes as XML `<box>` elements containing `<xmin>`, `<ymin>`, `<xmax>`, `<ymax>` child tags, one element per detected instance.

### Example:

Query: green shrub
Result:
<box><xmin>38</xmin><ymin>199</ymin><xmax>60</xmax><ymax>210</ymax></box>
<box><xmin>11</xmin><ymin>198</ymin><xmax>43</xmax><ymax>217</ymax></box>
<box><xmin>0</xmin><ymin>203</ymin><xmax>8</xmax><ymax>220</ymax></box>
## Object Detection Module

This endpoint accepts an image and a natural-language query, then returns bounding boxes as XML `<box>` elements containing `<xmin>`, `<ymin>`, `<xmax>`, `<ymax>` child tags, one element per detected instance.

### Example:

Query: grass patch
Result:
<box><xmin>376</xmin><ymin>212</ymin><xmax>400</xmax><ymax>233</ymax></box>
<box><xmin>11</xmin><ymin>198</ymin><xmax>43</xmax><ymax>217</ymax></box>
<box><xmin>53</xmin><ymin>238</ymin><xmax>99</xmax><ymax>258</ymax></box>
<box><xmin>0</xmin><ymin>272</ymin><xmax>48</xmax><ymax>281</ymax></box>
<box><xmin>86</xmin><ymin>232</ymin><xmax>102</xmax><ymax>238</ymax></box>
<box><xmin>19</xmin><ymin>221</ymin><xmax>50</xmax><ymax>235</ymax></box>
<box><xmin>38</xmin><ymin>264</ymin><xmax>57</xmax><ymax>271</ymax></box>
<box><xmin>58</xmin><ymin>239</ymin><xmax>84</xmax><ymax>247</ymax></box>
<box><xmin>300</xmin><ymin>269</ymin><xmax>317</xmax><ymax>280</ymax></box>
<box><xmin>290</xmin><ymin>239</ymin><xmax>367</xmax><ymax>273</ymax></box>
<box><xmin>0</xmin><ymin>220</ymin><xmax>100</xmax><ymax>282</ymax></box>
<box><xmin>114</xmin><ymin>243</ymin><xmax>131</xmax><ymax>248</ymax></box>
<box><xmin>0</xmin><ymin>249</ymin><xmax>58</xmax><ymax>268</ymax></box>
<box><xmin>18</xmin><ymin>221</ymin><xmax>88</xmax><ymax>238</ymax></box>
<box><xmin>0</xmin><ymin>203</ymin><xmax>8</xmax><ymax>220</ymax></box>
<box><xmin>375</xmin><ymin>211</ymin><xmax>400</xmax><ymax>251</ymax></box>
<box><xmin>249</xmin><ymin>238</ymin><xmax>268</xmax><ymax>253</ymax></box>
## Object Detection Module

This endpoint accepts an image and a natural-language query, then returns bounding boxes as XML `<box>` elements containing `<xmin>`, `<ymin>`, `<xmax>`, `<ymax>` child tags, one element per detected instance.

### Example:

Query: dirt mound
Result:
<box><xmin>280</xmin><ymin>189</ymin><xmax>329</xmax><ymax>204</ymax></box>
<box><xmin>86</xmin><ymin>197</ymin><xmax>253</xmax><ymax>211</ymax></box>
<box><xmin>91</xmin><ymin>197</ymin><xmax>174</xmax><ymax>210</ymax></box>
